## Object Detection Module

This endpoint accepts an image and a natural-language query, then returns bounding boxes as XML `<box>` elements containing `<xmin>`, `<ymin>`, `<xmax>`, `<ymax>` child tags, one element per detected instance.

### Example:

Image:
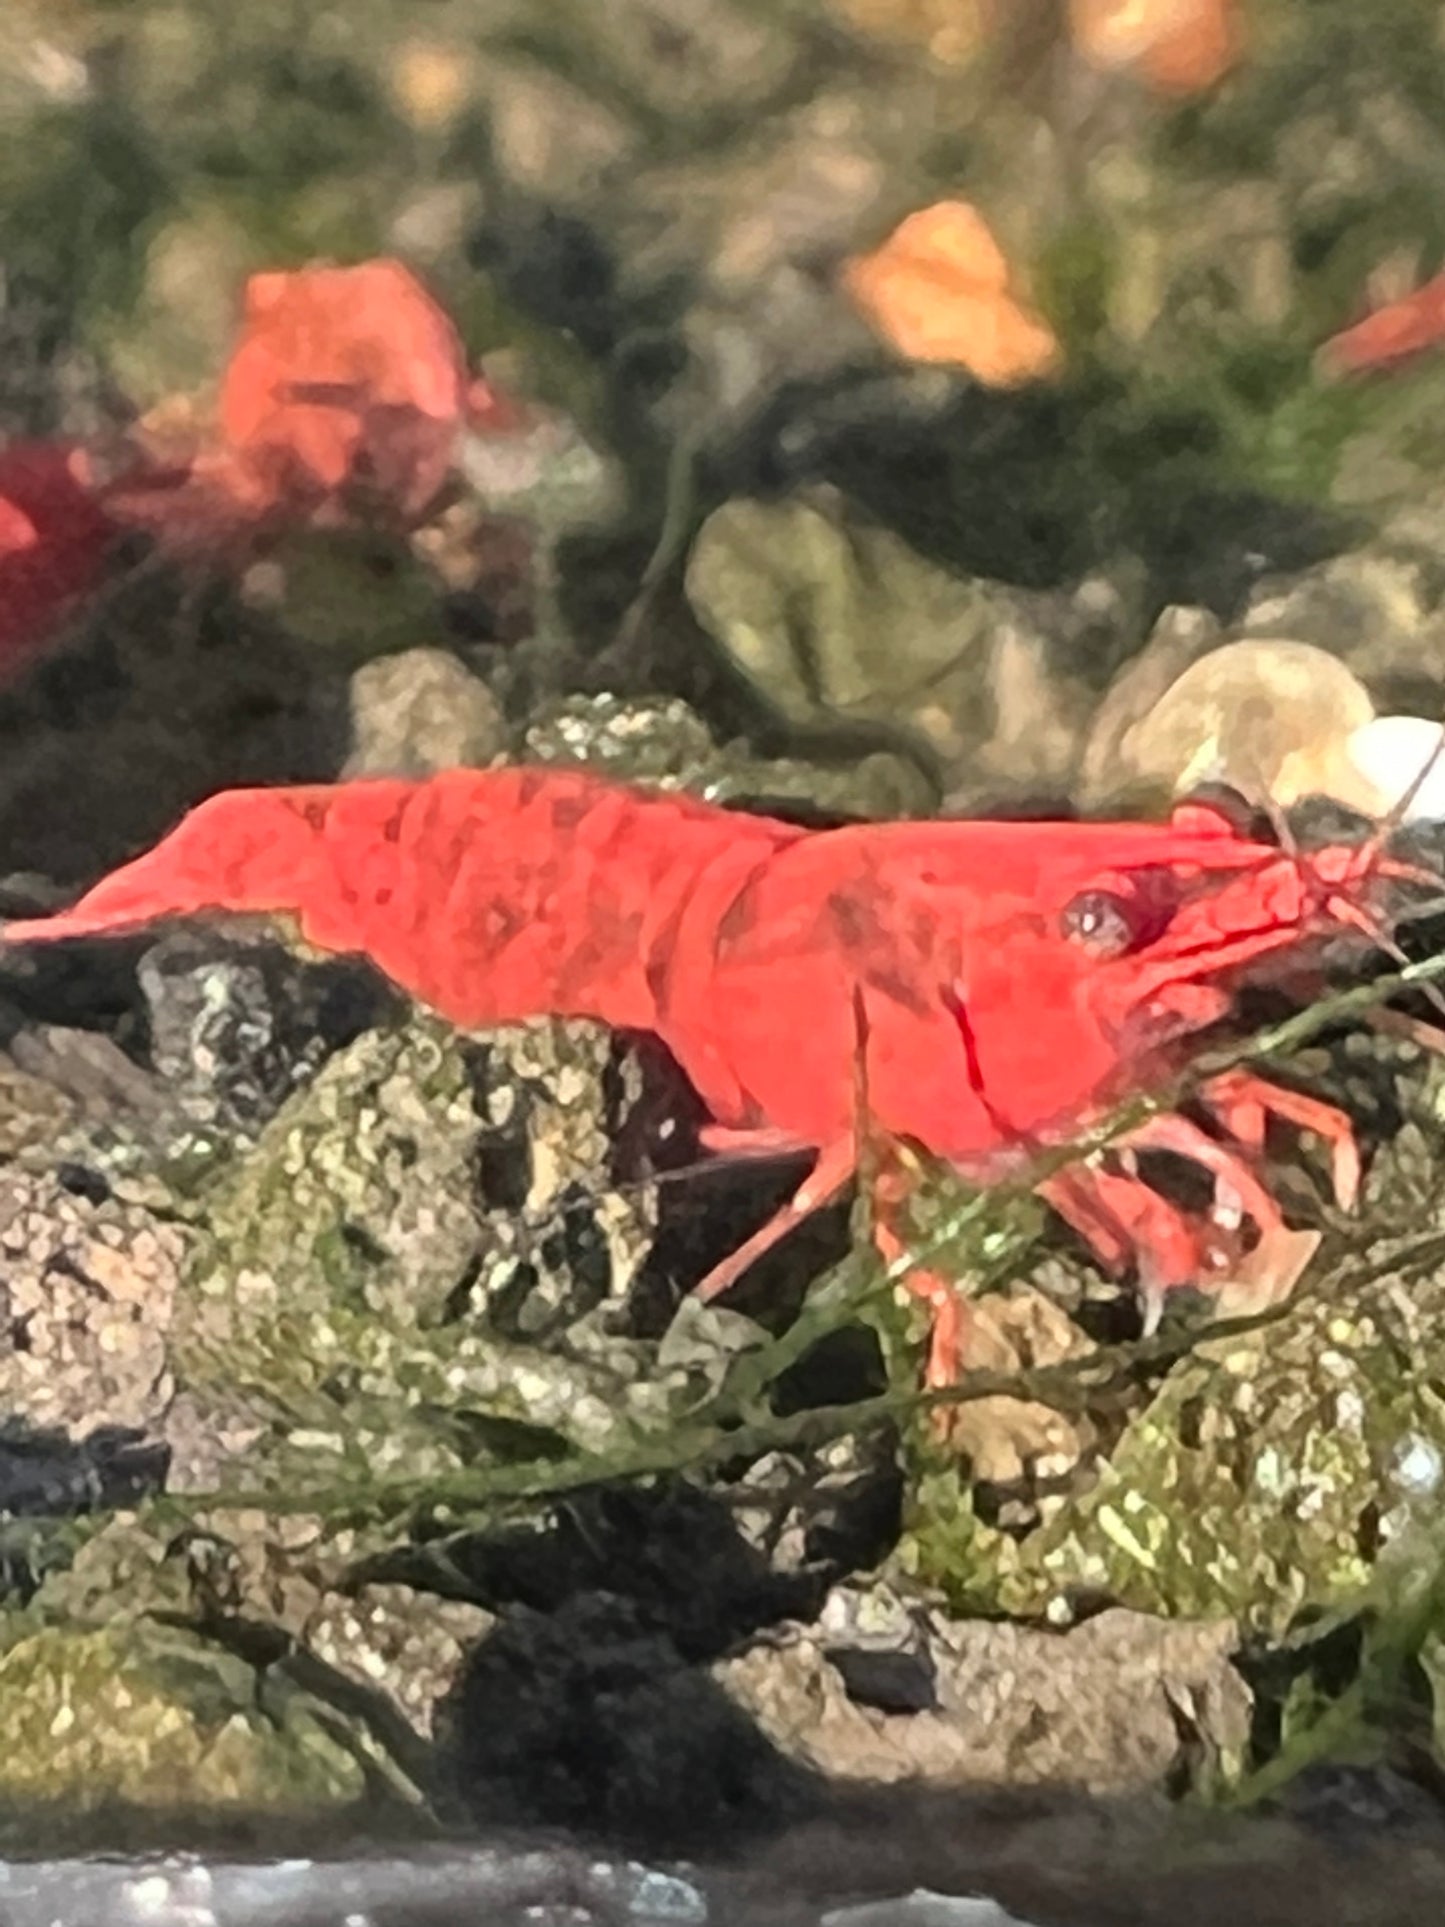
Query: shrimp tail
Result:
<box><xmin>2</xmin><ymin>767</ymin><xmax>804</xmax><ymax>1035</ymax></box>
<box><xmin>3</xmin><ymin>785</ymin><xmax>344</xmax><ymax>943</ymax></box>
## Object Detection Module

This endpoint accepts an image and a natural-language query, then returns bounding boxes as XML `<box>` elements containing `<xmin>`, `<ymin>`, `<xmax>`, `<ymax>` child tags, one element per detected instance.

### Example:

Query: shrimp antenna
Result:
<box><xmin>1242</xmin><ymin>750</ymin><xmax>1299</xmax><ymax>861</ymax></box>
<box><xmin>1353</xmin><ymin>902</ymin><xmax>1445</xmax><ymax>1029</ymax></box>
<box><xmin>1390</xmin><ymin>889</ymin><xmax>1445</xmax><ymax>925</ymax></box>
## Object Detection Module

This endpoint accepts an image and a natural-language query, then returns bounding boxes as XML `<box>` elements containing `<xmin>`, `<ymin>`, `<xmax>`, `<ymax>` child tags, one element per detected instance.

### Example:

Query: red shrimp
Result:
<box><xmin>1</xmin><ymin>766</ymin><xmax>1410</xmax><ymax>1386</ymax></box>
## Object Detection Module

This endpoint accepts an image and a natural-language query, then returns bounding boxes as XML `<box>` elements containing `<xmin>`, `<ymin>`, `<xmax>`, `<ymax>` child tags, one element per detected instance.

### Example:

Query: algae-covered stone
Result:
<box><xmin>465</xmin><ymin>1020</ymin><xmax>662</xmax><ymax>1350</ymax></box>
<box><xmin>174</xmin><ymin>1012</ymin><xmax>694</xmax><ymax>1496</ymax></box>
<box><xmin>137</xmin><ymin>929</ymin><xmax>400</xmax><ymax>1141</ymax></box>
<box><xmin>522</xmin><ymin>690</ymin><xmax>937</xmax><ymax>817</ymax></box>
<box><xmin>522</xmin><ymin>693</ymin><xmax>720</xmax><ymax>788</ymax></box>
<box><xmin>0</xmin><ymin>1623</ymin><xmax>372</xmax><ymax>1816</ymax></box>
<box><xmin>33</xmin><ymin>1511</ymin><xmax>487</xmax><ymax>1758</ymax></box>
<box><xmin>684</xmin><ymin>488</ymin><xmax>1101</xmax><ymax>797</ymax></box>
<box><xmin>907</xmin><ymin>1210</ymin><xmax>1445</xmax><ymax>1633</ymax></box>
<box><xmin>306</xmin><ymin>1582</ymin><xmax>493</xmax><ymax>1741</ymax></box>
<box><xmin>899</xmin><ymin>1046</ymin><xmax>1445</xmax><ymax>1634</ymax></box>
<box><xmin>183</xmin><ymin>1013</ymin><xmax>485</xmax><ymax>1341</ymax></box>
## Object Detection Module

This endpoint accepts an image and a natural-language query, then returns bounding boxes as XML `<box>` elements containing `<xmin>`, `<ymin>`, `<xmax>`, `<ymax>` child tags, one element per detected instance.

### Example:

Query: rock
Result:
<box><xmin>463</xmin><ymin>1018</ymin><xmax>669</xmax><ymax>1352</ymax></box>
<box><xmin>824</xmin><ymin>0</ymin><xmax>997</xmax><ymax>69</ymax></box>
<box><xmin>522</xmin><ymin>691</ymin><xmax>719</xmax><ymax>785</ymax></box>
<box><xmin>435</xmin><ymin>1592</ymin><xmax>812</xmax><ymax>1848</ymax></box>
<box><xmin>33</xmin><ymin>1513</ymin><xmax>229</xmax><ymax>1629</ymax></box>
<box><xmin>1080</xmin><ymin>151</ymin><xmax>1294</xmax><ymax>364</ymax></box>
<box><xmin>841</xmin><ymin>200</ymin><xmax>1061</xmax><ymax>387</ymax></box>
<box><xmin>457</xmin><ymin>399</ymin><xmax>622</xmax><ymax>538</ymax></box>
<box><xmin>1083</xmin><ymin>617</ymin><xmax>1445</xmax><ymax>820</ymax></box>
<box><xmin>0</xmin><ymin>1024</ymin><xmax>225</xmax><ymax>1206</ymax></box>
<box><xmin>171</xmin><ymin>1012</ymin><xmax>702</xmax><ymax>1497</ymax></box>
<box><xmin>1339</xmin><ymin>714</ymin><xmax>1445</xmax><ymax>821</ymax></box>
<box><xmin>684</xmin><ymin>488</ymin><xmax>1105</xmax><ymax>798</ymax></box>
<box><xmin>342</xmin><ymin>647</ymin><xmax>509</xmax><ymax>778</ymax></box>
<box><xmin>702</xmin><ymin>105</ymin><xmax>887</xmax><ymax>304</ymax></box>
<box><xmin>1237</xmin><ymin>545</ymin><xmax>1445</xmax><ymax>712</ymax></box>
<box><xmin>728</xmin><ymin>1433</ymin><xmax>904</xmax><ymax>1585</ymax></box>
<box><xmin>1023</xmin><ymin>1250</ymin><xmax>1445</xmax><ymax>1634</ymax></box>
<box><xmin>1092</xmin><ymin>637</ymin><xmax>1377</xmax><ymax>809</ymax></box>
<box><xmin>137</xmin><ymin>928</ymin><xmax>401</xmax><ymax>1136</ymax></box>
<box><xmin>565</xmin><ymin>0</ymin><xmax>798</xmax><ymax>129</ymax></box>
<box><xmin>0</xmin><ymin>1052</ymin><xmax>82</xmax><ymax>1159</ymax></box>
<box><xmin>6</xmin><ymin>1028</ymin><xmax>171</xmax><ymax>1141</ymax></box>
<box><xmin>32</xmin><ymin>1509</ymin><xmax>486</xmax><ymax>1766</ymax></box>
<box><xmin>386</xmin><ymin>181</ymin><xmax>487</xmax><ymax>265</ymax></box>
<box><xmin>717</xmin><ymin>1593</ymin><xmax>1250</xmax><ymax>1794</ymax></box>
<box><xmin>0</xmin><ymin>1169</ymin><xmax>184</xmax><ymax>1439</ymax></box>
<box><xmin>1077</xmin><ymin>603</ymin><xmax>1226</xmax><ymax>807</ymax></box>
<box><xmin>305</xmin><ymin>1582</ymin><xmax>493</xmax><ymax>1741</ymax></box>
<box><xmin>903</xmin><ymin>1042</ymin><xmax>1445</xmax><ymax>1633</ymax></box>
<box><xmin>522</xmin><ymin>689</ymin><xmax>938</xmax><ymax>817</ymax></box>
<box><xmin>469</xmin><ymin>57</ymin><xmax>637</xmax><ymax>205</ymax></box>
<box><xmin>612</xmin><ymin>88</ymin><xmax>928</xmax><ymax>468</ymax></box>
<box><xmin>98</xmin><ymin>205</ymin><xmax>256</xmax><ymax>409</ymax></box>
<box><xmin>1070</xmin><ymin>0</ymin><xmax>1242</xmax><ymax>95</ymax></box>
<box><xmin>938</xmin><ymin>1288</ymin><xmax>1093</xmax><ymax>1493</ymax></box>
<box><xmin>0</xmin><ymin>8</ymin><xmax>91</xmax><ymax>125</ymax></box>
<box><xmin>0</xmin><ymin>1623</ymin><xmax>380</xmax><ymax>1819</ymax></box>
<box><xmin>386</xmin><ymin>36</ymin><xmax>477</xmax><ymax>134</ymax></box>
<box><xmin>180</xmin><ymin>1014</ymin><xmax>492</xmax><ymax>1347</ymax></box>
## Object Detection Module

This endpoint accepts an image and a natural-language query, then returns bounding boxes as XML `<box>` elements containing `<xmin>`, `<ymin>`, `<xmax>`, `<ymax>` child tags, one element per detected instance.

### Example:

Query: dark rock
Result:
<box><xmin>0</xmin><ymin>1419</ymin><xmax>168</xmax><ymax>1518</ymax></box>
<box><xmin>137</xmin><ymin>929</ymin><xmax>402</xmax><ymax>1136</ymax></box>
<box><xmin>436</xmin><ymin>1591</ymin><xmax>817</xmax><ymax>1852</ymax></box>
<box><xmin>400</xmin><ymin>1483</ymin><xmax>829</xmax><ymax>1662</ymax></box>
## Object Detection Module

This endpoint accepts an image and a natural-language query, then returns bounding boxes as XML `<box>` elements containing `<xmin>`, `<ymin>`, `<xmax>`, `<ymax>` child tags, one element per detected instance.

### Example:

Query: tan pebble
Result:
<box><xmin>1118</xmin><ymin>638</ymin><xmax>1375</xmax><ymax>806</ymax></box>
<box><xmin>81</xmin><ymin>1243</ymin><xmax>137</xmax><ymax>1298</ymax></box>
<box><xmin>389</xmin><ymin>39</ymin><xmax>474</xmax><ymax>131</ymax></box>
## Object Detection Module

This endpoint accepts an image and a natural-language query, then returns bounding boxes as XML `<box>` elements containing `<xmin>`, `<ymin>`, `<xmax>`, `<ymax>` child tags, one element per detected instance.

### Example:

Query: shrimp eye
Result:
<box><xmin>1061</xmin><ymin>890</ymin><xmax>1135</xmax><ymax>955</ymax></box>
